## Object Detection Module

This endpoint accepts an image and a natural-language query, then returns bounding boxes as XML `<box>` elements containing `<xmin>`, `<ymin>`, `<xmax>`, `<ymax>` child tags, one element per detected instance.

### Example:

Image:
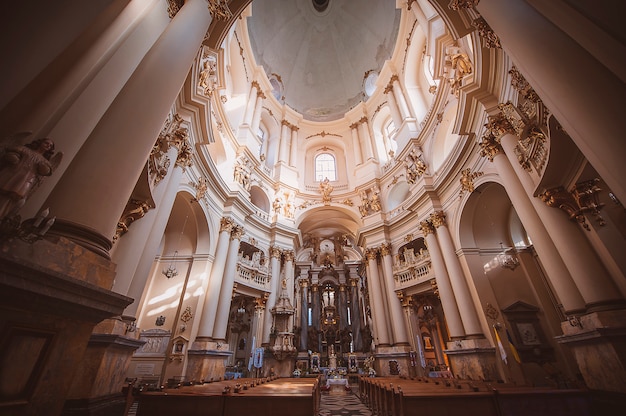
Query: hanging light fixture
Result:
<box><xmin>162</xmin><ymin>215</ymin><xmax>188</xmax><ymax>278</ymax></box>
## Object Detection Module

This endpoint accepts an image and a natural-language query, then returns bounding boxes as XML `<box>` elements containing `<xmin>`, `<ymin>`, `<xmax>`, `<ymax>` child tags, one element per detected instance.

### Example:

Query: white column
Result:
<box><xmin>289</xmin><ymin>126</ymin><xmax>298</xmax><ymax>167</ymax></box>
<box><xmin>250</xmin><ymin>90</ymin><xmax>265</xmax><ymax>134</ymax></box>
<box><xmin>278</xmin><ymin>121</ymin><xmax>290</xmax><ymax>164</ymax></box>
<box><xmin>480</xmin><ymin>133</ymin><xmax>588</xmax><ymax>313</ymax></box>
<box><xmin>420</xmin><ymin>221</ymin><xmax>466</xmax><ymax>339</ymax></box>
<box><xmin>392</xmin><ymin>75</ymin><xmax>411</xmax><ymax>119</ymax></box>
<box><xmin>384</xmin><ymin>83</ymin><xmax>403</xmax><ymax>128</ymax></box>
<box><xmin>499</xmin><ymin>132</ymin><xmax>621</xmax><ymax>310</ymax></box>
<box><xmin>476</xmin><ymin>0</ymin><xmax>626</xmax><ymax>204</ymax></box>
<box><xmin>196</xmin><ymin>217</ymin><xmax>234</xmax><ymax>338</ymax></box>
<box><xmin>213</xmin><ymin>225</ymin><xmax>244</xmax><ymax>340</ymax></box>
<box><xmin>42</xmin><ymin>0</ymin><xmax>212</xmax><ymax>257</ymax></box>
<box><xmin>121</xmin><ymin>150</ymin><xmax>186</xmax><ymax>317</ymax></box>
<box><xmin>350</xmin><ymin>123</ymin><xmax>363</xmax><ymax>166</ymax></box>
<box><xmin>283</xmin><ymin>250</ymin><xmax>295</xmax><ymax>330</ymax></box>
<box><xmin>380</xmin><ymin>244</ymin><xmax>409</xmax><ymax>345</ymax></box>
<box><xmin>111</xmin><ymin>143</ymin><xmax>180</xmax><ymax>296</ymax></box>
<box><xmin>242</xmin><ymin>81</ymin><xmax>259</xmax><ymax>126</ymax></box>
<box><xmin>430</xmin><ymin>211</ymin><xmax>483</xmax><ymax>336</ymax></box>
<box><xmin>263</xmin><ymin>246</ymin><xmax>282</xmax><ymax>344</ymax></box>
<box><xmin>358</xmin><ymin>118</ymin><xmax>374</xmax><ymax>161</ymax></box>
<box><xmin>366</xmin><ymin>248</ymin><xmax>391</xmax><ymax>346</ymax></box>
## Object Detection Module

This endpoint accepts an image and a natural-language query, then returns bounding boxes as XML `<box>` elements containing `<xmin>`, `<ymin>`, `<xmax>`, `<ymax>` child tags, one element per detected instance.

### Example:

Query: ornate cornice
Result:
<box><xmin>448</xmin><ymin>0</ymin><xmax>479</xmax><ymax>10</ymax></box>
<box><xmin>540</xmin><ymin>179</ymin><xmax>606</xmax><ymax>231</ymax></box>
<box><xmin>207</xmin><ymin>0</ymin><xmax>232</xmax><ymax>21</ymax></box>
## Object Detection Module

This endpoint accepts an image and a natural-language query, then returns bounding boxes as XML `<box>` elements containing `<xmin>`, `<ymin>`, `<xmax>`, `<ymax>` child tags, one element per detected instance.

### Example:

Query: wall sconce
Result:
<box><xmin>497</xmin><ymin>243</ymin><xmax>519</xmax><ymax>271</ymax></box>
<box><xmin>567</xmin><ymin>315</ymin><xmax>583</xmax><ymax>329</ymax></box>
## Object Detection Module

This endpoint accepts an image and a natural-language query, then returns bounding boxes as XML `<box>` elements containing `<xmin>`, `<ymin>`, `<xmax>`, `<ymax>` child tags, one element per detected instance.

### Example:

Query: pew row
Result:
<box><xmin>358</xmin><ymin>376</ymin><xmax>592</xmax><ymax>416</ymax></box>
<box><xmin>136</xmin><ymin>377</ymin><xmax>320</xmax><ymax>416</ymax></box>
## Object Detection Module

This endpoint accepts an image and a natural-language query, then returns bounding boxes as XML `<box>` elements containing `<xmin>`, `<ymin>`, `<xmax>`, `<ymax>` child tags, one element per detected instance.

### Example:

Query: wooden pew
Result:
<box><xmin>136</xmin><ymin>377</ymin><xmax>319</xmax><ymax>416</ymax></box>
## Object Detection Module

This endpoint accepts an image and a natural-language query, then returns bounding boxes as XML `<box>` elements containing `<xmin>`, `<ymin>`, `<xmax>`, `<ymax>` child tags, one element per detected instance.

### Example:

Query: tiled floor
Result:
<box><xmin>318</xmin><ymin>388</ymin><xmax>372</xmax><ymax>416</ymax></box>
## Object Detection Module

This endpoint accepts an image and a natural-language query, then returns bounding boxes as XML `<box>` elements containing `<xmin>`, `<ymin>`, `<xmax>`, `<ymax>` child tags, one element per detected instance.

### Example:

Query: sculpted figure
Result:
<box><xmin>0</xmin><ymin>137</ymin><xmax>62</xmax><ymax>219</ymax></box>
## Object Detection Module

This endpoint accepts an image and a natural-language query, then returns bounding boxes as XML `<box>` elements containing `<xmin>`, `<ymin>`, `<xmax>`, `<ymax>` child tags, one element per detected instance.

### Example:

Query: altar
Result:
<box><xmin>325</xmin><ymin>378</ymin><xmax>349</xmax><ymax>389</ymax></box>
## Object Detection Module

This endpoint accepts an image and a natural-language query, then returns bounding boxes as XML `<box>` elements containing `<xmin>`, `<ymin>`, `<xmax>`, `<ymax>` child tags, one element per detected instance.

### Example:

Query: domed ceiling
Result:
<box><xmin>247</xmin><ymin>0</ymin><xmax>401</xmax><ymax>122</ymax></box>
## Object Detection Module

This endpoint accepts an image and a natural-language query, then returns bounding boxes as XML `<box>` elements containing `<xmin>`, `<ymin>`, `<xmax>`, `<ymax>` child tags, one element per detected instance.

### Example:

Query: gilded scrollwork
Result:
<box><xmin>404</xmin><ymin>147</ymin><xmax>427</xmax><ymax>184</ymax></box>
<box><xmin>472</xmin><ymin>17</ymin><xmax>501</xmax><ymax>49</ymax></box>
<box><xmin>459</xmin><ymin>168</ymin><xmax>484</xmax><ymax>196</ymax></box>
<box><xmin>114</xmin><ymin>198</ymin><xmax>153</xmax><ymax>241</ymax></box>
<box><xmin>429</xmin><ymin>211</ymin><xmax>447</xmax><ymax>228</ymax></box>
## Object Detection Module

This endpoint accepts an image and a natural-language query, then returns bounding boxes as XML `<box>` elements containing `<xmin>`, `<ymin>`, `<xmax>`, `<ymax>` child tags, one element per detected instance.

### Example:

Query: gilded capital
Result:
<box><xmin>380</xmin><ymin>243</ymin><xmax>392</xmax><ymax>257</ymax></box>
<box><xmin>479</xmin><ymin>133</ymin><xmax>503</xmax><ymax>162</ymax></box>
<box><xmin>299</xmin><ymin>279</ymin><xmax>309</xmax><ymax>288</ymax></box>
<box><xmin>220</xmin><ymin>217</ymin><xmax>235</xmax><ymax>233</ymax></box>
<box><xmin>283</xmin><ymin>250</ymin><xmax>295</xmax><ymax>262</ymax></box>
<box><xmin>270</xmin><ymin>245</ymin><xmax>282</xmax><ymax>258</ymax></box>
<box><xmin>419</xmin><ymin>220</ymin><xmax>435</xmax><ymax>236</ymax></box>
<box><xmin>230</xmin><ymin>225</ymin><xmax>245</xmax><ymax>241</ymax></box>
<box><xmin>365</xmin><ymin>248</ymin><xmax>378</xmax><ymax>261</ymax></box>
<box><xmin>254</xmin><ymin>297</ymin><xmax>267</xmax><ymax>310</ymax></box>
<box><xmin>430</xmin><ymin>211</ymin><xmax>447</xmax><ymax>228</ymax></box>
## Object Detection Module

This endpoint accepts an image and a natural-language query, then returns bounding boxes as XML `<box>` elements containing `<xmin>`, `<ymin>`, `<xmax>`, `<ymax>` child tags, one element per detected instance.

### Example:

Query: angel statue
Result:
<box><xmin>0</xmin><ymin>134</ymin><xmax>62</xmax><ymax>219</ymax></box>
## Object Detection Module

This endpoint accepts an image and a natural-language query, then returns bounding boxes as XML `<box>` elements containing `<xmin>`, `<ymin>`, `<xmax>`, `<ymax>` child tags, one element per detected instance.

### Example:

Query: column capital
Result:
<box><xmin>269</xmin><ymin>245</ymin><xmax>282</xmax><ymax>258</ymax></box>
<box><xmin>230</xmin><ymin>225</ymin><xmax>244</xmax><ymax>241</ymax></box>
<box><xmin>219</xmin><ymin>217</ymin><xmax>235</xmax><ymax>233</ymax></box>
<box><xmin>311</xmin><ymin>283</ymin><xmax>319</xmax><ymax>292</ymax></box>
<box><xmin>283</xmin><ymin>249</ymin><xmax>295</xmax><ymax>262</ymax></box>
<box><xmin>379</xmin><ymin>243</ymin><xmax>392</xmax><ymax>257</ymax></box>
<box><xmin>365</xmin><ymin>248</ymin><xmax>378</xmax><ymax>261</ymax></box>
<box><xmin>299</xmin><ymin>279</ymin><xmax>309</xmax><ymax>288</ymax></box>
<box><xmin>419</xmin><ymin>220</ymin><xmax>436</xmax><ymax>236</ymax></box>
<box><xmin>254</xmin><ymin>297</ymin><xmax>266</xmax><ymax>311</ymax></box>
<box><xmin>430</xmin><ymin>211</ymin><xmax>447</xmax><ymax>228</ymax></box>
<box><xmin>479</xmin><ymin>132</ymin><xmax>503</xmax><ymax>162</ymax></box>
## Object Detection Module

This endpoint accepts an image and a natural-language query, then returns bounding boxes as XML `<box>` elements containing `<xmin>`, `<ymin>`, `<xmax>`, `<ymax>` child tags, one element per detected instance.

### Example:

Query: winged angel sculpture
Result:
<box><xmin>0</xmin><ymin>132</ymin><xmax>62</xmax><ymax>219</ymax></box>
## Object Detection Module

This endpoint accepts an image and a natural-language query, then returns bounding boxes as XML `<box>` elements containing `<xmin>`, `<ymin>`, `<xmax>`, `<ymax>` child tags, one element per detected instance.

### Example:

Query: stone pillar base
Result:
<box><xmin>444</xmin><ymin>338</ymin><xmax>498</xmax><ymax>381</ymax></box>
<box><xmin>63</xmin><ymin>319</ymin><xmax>144</xmax><ymax>416</ymax></box>
<box><xmin>374</xmin><ymin>345</ymin><xmax>412</xmax><ymax>377</ymax></box>
<box><xmin>185</xmin><ymin>340</ymin><xmax>232</xmax><ymax>382</ymax></box>
<box><xmin>0</xmin><ymin>236</ymin><xmax>132</xmax><ymax>416</ymax></box>
<box><xmin>557</xmin><ymin>309</ymin><xmax>626</xmax><ymax>393</ymax></box>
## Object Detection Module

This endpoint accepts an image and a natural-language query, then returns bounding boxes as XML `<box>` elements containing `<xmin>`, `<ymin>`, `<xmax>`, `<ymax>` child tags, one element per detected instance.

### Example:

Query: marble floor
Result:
<box><xmin>318</xmin><ymin>388</ymin><xmax>371</xmax><ymax>416</ymax></box>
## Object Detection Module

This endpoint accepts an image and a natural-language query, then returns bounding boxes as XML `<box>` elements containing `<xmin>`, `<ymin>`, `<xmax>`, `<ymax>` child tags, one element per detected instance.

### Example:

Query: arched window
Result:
<box><xmin>315</xmin><ymin>153</ymin><xmax>336</xmax><ymax>181</ymax></box>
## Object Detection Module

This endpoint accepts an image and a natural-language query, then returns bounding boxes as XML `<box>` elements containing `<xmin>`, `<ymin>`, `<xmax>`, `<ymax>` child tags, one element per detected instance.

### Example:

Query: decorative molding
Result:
<box><xmin>114</xmin><ymin>199</ymin><xmax>152</xmax><ymax>242</ymax></box>
<box><xmin>472</xmin><ymin>17</ymin><xmax>501</xmax><ymax>49</ymax></box>
<box><xmin>459</xmin><ymin>168</ymin><xmax>484</xmax><ymax>197</ymax></box>
<box><xmin>166</xmin><ymin>0</ymin><xmax>184</xmax><ymax>18</ymax></box>
<box><xmin>207</xmin><ymin>0</ymin><xmax>232</xmax><ymax>21</ymax></box>
<box><xmin>448</xmin><ymin>0</ymin><xmax>479</xmax><ymax>10</ymax></box>
<box><xmin>539</xmin><ymin>180</ymin><xmax>606</xmax><ymax>231</ymax></box>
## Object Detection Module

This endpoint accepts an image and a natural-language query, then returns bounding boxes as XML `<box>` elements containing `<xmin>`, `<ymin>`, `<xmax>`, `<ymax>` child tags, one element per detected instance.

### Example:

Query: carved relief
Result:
<box><xmin>114</xmin><ymin>198</ymin><xmax>153</xmax><ymax>241</ymax></box>
<box><xmin>448</xmin><ymin>0</ymin><xmax>479</xmax><ymax>10</ymax></box>
<box><xmin>459</xmin><ymin>168</ymin><xmax>484</xmax><ymax>196</ymax></box>
<box><xmin>191</xmin><ymin>177</ymin><xmax>208</xmax><ymax>203</ymax></box>
<box><xmin>514</xmin><ymin>126</ymin><xmax>547</xmax><ymax>173</ymax></box>
<box><xmin>404</xmin><ymin>147</ymin><xmax>427</xmax><ymax>184</ymax></box>
<box><xmin>444</xmin><ymin>46</ymin><xmax>473</xmax><ymax>96</ymax></box>
<box><xmin>207</xmin><ymin>0</ymin><xmax>232</xmax><ymax>20</ymax></box>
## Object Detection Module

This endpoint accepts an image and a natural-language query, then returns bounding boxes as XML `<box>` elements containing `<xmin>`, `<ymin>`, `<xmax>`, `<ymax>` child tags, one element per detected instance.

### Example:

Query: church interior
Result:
<box><xmin>1</xmin><ymin>0</ymin><xmax>626</xmax><ymax>415</ymax></box>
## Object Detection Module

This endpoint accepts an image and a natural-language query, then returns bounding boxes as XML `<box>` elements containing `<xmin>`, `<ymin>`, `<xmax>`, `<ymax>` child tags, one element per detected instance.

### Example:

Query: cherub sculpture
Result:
<box><xmin>0</xmin><ymin>134</ymin><xmax>62</xmax><ymax>219</ymax></box>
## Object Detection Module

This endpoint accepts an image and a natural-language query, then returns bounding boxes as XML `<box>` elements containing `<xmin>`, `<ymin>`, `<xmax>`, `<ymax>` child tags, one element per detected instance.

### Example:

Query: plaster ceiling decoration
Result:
<box><xmin>247</xmin><ymin>0</ymin><xmax>400</xmax><ymax>122</ymax></box>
